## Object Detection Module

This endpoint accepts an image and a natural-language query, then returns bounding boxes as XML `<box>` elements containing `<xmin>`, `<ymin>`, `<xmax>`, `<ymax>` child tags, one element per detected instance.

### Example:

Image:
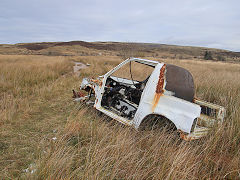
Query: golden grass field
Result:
<box><xmin>0</xmin><ymin>54</ymin><xmax>240</xmax><ymax>179</ymax></box>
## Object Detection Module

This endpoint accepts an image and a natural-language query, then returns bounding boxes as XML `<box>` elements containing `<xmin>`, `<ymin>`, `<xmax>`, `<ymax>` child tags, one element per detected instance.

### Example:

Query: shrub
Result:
<box><xmin>216</xmin><ymin>55</ymin><xmax>226</xmax><ymax>61</ymax></box>
<box><xmin>204</xmin><ymin>51</ymin><xmax>213</xmax><ymax>60</ymax></box>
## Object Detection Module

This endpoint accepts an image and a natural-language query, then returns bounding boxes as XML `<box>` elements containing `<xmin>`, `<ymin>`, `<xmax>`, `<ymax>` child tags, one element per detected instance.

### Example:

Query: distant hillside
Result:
<box><xmin>0</xmin><ymin>41</ymin><xmax>239</xmax><ymax>62</ymax></box>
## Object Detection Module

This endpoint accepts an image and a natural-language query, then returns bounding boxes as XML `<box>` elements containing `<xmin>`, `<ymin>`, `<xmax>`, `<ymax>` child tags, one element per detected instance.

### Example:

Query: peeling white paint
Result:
<box><xmin>78</xmin><ymin>58</ymin><xmax>225</xmax><ymax>140</ymax></box>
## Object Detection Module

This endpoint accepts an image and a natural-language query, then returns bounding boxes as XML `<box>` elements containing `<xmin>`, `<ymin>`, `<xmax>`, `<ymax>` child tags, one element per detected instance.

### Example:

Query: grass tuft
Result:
<box><xmin>0</xmin><ymin>55</ymin><xmax>239</xmax><ymax>179</ymax></box>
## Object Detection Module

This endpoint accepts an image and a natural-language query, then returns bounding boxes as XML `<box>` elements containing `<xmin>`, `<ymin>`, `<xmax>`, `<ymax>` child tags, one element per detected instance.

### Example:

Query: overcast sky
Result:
<box><xmin>0</xmin><ymin>0</ymin><xmax>239</xmax><ymax>51</ymax></box>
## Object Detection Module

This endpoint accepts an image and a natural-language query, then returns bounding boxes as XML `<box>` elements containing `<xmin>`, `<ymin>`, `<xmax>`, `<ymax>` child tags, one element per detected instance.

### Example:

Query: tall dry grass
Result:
<box><xmin>0</xmin><ymin>55</ymin><xmax>240</xmax><ymax>179</ymax></box>
<box><xmin>0</xmin><ymin>55</ymin><xmax>72</xmax><ymax>123</ymax></box>
<box><xmin>0</xmin><ymin>55</ymin><xmax>73</xmax><ymax>178</ymax></box>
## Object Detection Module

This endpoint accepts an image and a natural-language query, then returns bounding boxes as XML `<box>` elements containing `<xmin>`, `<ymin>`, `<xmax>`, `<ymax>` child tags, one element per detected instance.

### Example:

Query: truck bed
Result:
<box><xmin>180</xmin><ymin>98</ymin><xmax>226</xmax><ymax>140</ymax></box>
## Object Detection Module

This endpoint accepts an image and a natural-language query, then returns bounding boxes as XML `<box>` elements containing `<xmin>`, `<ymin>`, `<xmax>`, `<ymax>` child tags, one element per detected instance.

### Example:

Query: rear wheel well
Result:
<box><xmin>139</xmin><ymin>114</ymin><xmax>177</xmax><ymax>131</ymax></box>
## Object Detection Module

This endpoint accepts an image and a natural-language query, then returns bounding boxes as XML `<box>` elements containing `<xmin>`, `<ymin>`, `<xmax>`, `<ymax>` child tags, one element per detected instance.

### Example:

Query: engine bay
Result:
<box><xmin>101</xmin><ymin>76</ymin><xmax>147</xmax><ymax>120</ymax></box>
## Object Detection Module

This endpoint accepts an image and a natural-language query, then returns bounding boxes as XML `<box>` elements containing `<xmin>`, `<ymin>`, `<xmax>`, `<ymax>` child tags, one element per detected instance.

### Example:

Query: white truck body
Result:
<box><xmin>76</xmin><ymin>58</ymin><xmax>225</xmax><ymax>140</ymax></box>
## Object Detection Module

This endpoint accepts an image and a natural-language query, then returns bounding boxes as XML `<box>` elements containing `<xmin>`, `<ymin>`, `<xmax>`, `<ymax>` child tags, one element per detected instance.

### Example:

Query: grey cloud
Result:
<box><xmin>0</xmin><ymin>0</ymin><xmax>239</xmax><ymax>51</ymax></box>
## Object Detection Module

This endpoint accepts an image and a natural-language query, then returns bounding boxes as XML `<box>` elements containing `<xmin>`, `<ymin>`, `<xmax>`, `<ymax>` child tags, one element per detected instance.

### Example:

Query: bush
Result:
<box><xmin>216</xmin><ymin>55</ymin><xmax>226</xmax><ymax>61</ymax></box>
<box><xmin>204</xmin><ymin>51</ymin><xmax>213</xmax><ymax>60</ymax></box>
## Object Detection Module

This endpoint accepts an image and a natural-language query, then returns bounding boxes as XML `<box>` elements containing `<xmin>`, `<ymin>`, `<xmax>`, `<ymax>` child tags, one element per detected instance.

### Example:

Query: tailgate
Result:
<box><xmin>180</xmin><ymin>99</ymin><xmax>226</xmax><ymax>141</ymax></box>
<box><xmin>194</xmin><ymin>99</ymin><xmax>226</xmax><ymax>127</ymax></box>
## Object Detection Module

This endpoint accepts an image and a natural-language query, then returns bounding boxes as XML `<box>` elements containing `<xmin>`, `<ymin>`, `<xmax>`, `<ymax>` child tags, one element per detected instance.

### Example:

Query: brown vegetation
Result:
<box><xmin>1</xmin><ymin>41</ymin><xmax>240</xmax><ymax>62</ymax></box>
<box><xmin>0</xmin><ymin>49</ymin><xmax>239</xmax><ymax>179</ymax></box>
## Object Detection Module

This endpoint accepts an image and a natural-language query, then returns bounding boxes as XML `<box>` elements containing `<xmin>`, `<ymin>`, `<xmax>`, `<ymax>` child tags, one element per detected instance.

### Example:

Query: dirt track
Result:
<box><xmin>73</xmin><ymin>62</ymin><xmax>87</xmax><ymax>76</ymax></box>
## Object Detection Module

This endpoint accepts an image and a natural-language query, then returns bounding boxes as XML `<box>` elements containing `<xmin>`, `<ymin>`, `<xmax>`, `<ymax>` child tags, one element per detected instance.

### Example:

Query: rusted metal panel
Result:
<box><xmin>152</xmin><ymin>64</ymin><xmax>166</xmax><ymax>111</ymax></box>
<box><xmin>165</xmin><ymin>64</ymin><xmax>195</xmax><ymax>102</ymax></box>
<box><xmin>180</xmin><ymin>126</ymin><xmax>210</xmax><ymax>141</ymax></box>
<box><xmin>72</xmin><ymin>89</ymin><xmax>85</xmax><ymax>98</ymax></box>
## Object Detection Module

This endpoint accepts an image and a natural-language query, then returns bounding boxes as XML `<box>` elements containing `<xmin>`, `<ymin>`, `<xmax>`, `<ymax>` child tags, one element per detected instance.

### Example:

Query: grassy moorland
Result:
<box><xmin>0</xmin><ymin>53</ymin><xmax>239</xmax><ymax>179</ymax></box>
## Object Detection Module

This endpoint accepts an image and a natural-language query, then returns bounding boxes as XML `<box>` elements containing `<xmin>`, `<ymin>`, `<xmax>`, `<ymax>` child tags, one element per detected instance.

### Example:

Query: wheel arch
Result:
<box><xmin>138</xmin><ymin>113</ymin><xmax>177</xmax><ymax>131</ymax></box>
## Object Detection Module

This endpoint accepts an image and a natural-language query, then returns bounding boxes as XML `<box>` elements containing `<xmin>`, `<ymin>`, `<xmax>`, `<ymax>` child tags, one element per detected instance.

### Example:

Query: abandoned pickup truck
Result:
<box><xmin>73</xmin><ymin>58</ymin><xmax>225</xmax><ymax>140</ymax></box>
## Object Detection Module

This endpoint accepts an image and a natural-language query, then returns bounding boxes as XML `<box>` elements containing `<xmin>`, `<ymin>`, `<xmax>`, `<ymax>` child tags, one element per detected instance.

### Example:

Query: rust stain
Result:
<box><xmin>99</xmin><ymin>81</ymin><xmax>103</xmax><ymax>87</ymax></box>
<box><xmin>72</xmin><ymin>89</ymin><xmax>85</xmax><ymax>98</ymax></box>
<box><xmin>91</xmin><ymin>79</ymin><xmax>103</xmax><ymax>87</ymax></box>
<box><xmin>179</xmin><ymin>131</ymin><xmax>192</xmax><ymax>141</ymax></box>
<box><xmin>78</xmin><ymin>91</ymin><xmax>85</xmax><ymax>97</ymax></box>
<box><xmin>152</xmin><ymin>64</ymin><xmax>166</xmax><ymax>111</ymax></box>
<box><xmin>90</xmin><ymin>79</ymin><xmax>98</xmax><ymax>83</ymax></box>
